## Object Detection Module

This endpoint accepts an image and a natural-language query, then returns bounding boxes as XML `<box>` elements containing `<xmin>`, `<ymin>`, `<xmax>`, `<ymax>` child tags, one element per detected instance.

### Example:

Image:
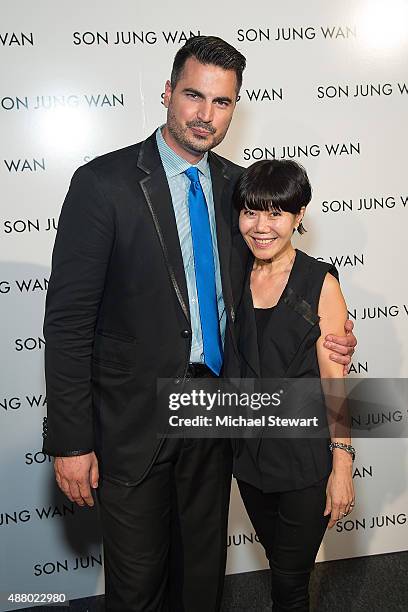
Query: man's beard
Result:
<box><xmin>166</xmin><ymin>105</ymin><xmax>228</xmax><ymax>154</ymax></box>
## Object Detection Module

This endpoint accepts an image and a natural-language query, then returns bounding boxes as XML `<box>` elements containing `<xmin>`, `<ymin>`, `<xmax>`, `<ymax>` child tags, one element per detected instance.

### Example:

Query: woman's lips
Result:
<box><xmin>252</xmin><ymin>237</ymin><xmax>278</xmax><ymax>248</ymax></box>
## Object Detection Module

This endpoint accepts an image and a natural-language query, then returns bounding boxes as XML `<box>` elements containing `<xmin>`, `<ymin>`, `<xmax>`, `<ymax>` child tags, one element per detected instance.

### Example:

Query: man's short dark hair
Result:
<box><xmin>170</xmin><ymin>36</ymin><xmax>246</xmax><ymax>93</ymax></box>
<box><xmin>233</xmin><ymin>160</ymin><xmax>312</xmax><ymax>234</ymax></box>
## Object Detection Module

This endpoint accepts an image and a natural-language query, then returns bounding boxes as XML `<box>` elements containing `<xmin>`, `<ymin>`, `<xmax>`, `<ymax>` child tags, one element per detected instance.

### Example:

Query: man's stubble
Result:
<box><xmin>166</xmin><ymin>103</ymin><xmax>232</xmax><ymax>156</ymax></box>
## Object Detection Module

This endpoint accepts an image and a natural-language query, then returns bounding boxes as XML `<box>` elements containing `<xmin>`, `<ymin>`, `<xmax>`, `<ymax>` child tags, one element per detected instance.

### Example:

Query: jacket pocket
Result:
<box><xmin>92</xmin><ymin>358</ymin><xmax>132</xmax><ymax>373</ymax></box>
<box><xmin>95</xmin><ymin>329</ymin><xmax>139</xmax><ymax>344</ymax></box>
<box><xmin>92</xmin><ymin>331</ymin><xmax>141</xmax><ymax>370</ymax></box>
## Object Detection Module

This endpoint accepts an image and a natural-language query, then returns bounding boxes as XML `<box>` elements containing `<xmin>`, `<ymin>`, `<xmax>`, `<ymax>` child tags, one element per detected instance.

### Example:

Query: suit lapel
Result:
<box><xmin>137</xmin><ymin>133</ymin><xmax>190</xmax><ymax>323</ymax></box>
<box><xmin>136</xmin><ymin>136</ymin><xmax>242</xmax><ymax>351</ymax></box>
<box><xmin>209</xmin><ymin>152</ymin><xmax>239</xmax><ymax>357</ymax></box>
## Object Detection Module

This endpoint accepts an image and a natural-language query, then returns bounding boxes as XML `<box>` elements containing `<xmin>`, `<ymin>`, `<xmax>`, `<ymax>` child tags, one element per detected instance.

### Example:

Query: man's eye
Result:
<box><xmin>269</xmin><ymin>211</ymin><xmax>281</xmax><ymax>217</ymax></box>
<box><xmin>187</xmin><ymin>93</ymin><xmax>199</xmax><ymax>99</ymax></box>
<box><xmin>244</xmin><ymin>209</ymin><xmax>256</xmax><ymax>216</ymax></box>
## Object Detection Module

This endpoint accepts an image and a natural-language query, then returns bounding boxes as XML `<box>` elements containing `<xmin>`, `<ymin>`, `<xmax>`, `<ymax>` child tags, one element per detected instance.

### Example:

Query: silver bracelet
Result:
<box><xmin>329</xmin><ymin>442</ymin><xmax>356</xmax><ymax>461</ymax></box>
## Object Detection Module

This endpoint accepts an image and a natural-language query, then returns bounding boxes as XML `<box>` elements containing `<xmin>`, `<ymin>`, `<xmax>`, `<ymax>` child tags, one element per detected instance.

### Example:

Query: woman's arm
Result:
<box><xmin>317</xmin><ymin>273</ymin><xmax>355</xmax><ymax>528</ymax></box>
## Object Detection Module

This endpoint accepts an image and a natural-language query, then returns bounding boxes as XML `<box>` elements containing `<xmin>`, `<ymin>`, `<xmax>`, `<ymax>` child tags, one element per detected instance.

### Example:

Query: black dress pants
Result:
<box><xmin>237</xmin><ymin>477</ymin><xmax>329</xmax><ymax>611</ymax></box>
<box><xmin>98</xmin><ymin>438</ymin><xmax>232</xmax><ymax>612</ymax></box>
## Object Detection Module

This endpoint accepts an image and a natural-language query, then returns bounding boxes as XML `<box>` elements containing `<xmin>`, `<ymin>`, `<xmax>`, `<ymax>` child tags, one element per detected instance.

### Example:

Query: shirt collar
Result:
<box><xmin>156</xmin><ymin>126</ymin><xmax>210</xmax><ymax>179</ymax></box>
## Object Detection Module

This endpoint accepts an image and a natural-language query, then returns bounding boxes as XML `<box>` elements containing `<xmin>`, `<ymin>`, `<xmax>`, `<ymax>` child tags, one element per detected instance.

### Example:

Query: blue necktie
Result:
<box><xmin>185</xmin><ymin>166</ymin><xmax>223</xmax><ymax>375</ymax></box>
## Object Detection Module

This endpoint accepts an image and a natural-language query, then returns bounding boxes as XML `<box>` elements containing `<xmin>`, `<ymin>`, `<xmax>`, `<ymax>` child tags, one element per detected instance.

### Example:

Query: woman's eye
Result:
<box><xmin>243</xmin><ymin>209</ymin><xmax>256</xmax><ymax>216</ymax></box>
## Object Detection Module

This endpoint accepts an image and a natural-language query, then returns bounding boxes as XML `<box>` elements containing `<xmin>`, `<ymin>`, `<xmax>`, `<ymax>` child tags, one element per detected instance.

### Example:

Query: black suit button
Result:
<box><xmin>181</xmin><ymin>329</ymin><xmax>190</xmax><ymax>338</ymax></box>
<box><xmin>173</xmin><ymin>378</ymin><xmax>181</xmax><ymax>385</ymax></box>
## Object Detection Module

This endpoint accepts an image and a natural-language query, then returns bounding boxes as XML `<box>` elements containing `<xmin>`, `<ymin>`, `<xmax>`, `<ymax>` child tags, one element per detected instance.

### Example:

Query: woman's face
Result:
<box><xmin>238</xmin><ymin>207</ymin><xmax>304</xmax><ymax>260</ymax></box>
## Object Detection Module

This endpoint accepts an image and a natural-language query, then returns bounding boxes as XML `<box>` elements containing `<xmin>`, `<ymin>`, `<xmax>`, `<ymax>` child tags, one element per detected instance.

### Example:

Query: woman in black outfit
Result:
<box><xmin>233</xmin><ymin>160</ymin><xmax>355</xmax><ymax>611</ymax></box>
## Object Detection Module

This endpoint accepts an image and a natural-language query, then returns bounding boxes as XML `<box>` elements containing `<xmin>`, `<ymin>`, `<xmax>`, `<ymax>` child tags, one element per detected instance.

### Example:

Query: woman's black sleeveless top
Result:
<box><xmin>233</xmin><ymin>249</ymin><xmax>339</xmax><ymax>493</ymax></box>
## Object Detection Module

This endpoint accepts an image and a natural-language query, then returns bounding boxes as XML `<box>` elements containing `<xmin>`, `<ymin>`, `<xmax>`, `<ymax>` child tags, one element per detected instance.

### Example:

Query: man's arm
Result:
<box><xmin>43</xmin><ymin>164</ymin><xmax>114</xmax><ymax>504</ymax></box>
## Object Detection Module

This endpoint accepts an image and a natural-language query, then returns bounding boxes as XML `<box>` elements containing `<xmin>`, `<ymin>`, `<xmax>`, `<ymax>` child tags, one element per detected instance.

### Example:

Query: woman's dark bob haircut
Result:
<box><xmin>233</xmin><ymin>159</ymin><xmax>312</xmax><ymax>234</ymax></box>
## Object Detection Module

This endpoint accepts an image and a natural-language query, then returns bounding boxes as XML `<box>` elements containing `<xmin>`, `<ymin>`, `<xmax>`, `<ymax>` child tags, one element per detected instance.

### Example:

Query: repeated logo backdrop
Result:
<box><xmin>1</xmin><ymin>0</ymin><xmax>408</xmax><ymax>607</ymax></box>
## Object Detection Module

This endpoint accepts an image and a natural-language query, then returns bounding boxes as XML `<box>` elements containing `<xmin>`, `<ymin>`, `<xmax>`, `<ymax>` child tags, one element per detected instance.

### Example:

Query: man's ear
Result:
<box><xmin>163</xmin><ymin>80</ymin><xmax>172</xmax><ymax>108</ymax></box>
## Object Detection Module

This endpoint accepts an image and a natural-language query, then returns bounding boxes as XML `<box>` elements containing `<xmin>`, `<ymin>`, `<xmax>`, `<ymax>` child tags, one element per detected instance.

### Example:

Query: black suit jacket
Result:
<box><xmin>43</xmin><ymin>131</ymin><xmax>243</xmax><ymax>485</ymax></box>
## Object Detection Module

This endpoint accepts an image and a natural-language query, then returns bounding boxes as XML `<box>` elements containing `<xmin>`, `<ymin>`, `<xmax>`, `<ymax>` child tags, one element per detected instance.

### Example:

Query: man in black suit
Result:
<box><xmin>43</xmin><ymin>36</ymin><xmax>355</xmax><ymax>611</ymax></box>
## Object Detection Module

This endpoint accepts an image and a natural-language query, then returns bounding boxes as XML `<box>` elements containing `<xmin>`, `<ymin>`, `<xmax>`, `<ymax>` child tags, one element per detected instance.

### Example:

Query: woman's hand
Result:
<box><xmin>324</xmin><ymin>455</ymin><xmax>355</xmax><ymax>529</ymax></box>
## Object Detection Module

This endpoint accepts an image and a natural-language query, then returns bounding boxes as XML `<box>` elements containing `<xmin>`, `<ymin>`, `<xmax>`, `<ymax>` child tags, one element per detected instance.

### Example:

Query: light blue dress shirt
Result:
<box><xmin>156</xmin><ymin>127</ymin><xmax>226</xmax><ymax>363</ymax></box>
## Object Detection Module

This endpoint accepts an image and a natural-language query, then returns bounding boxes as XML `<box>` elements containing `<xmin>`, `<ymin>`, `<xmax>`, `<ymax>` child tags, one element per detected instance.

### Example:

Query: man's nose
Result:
<box><xmin>197</xmin><ymin>101</ymin><xmax>214</xmax><ymax>123</ymax></box>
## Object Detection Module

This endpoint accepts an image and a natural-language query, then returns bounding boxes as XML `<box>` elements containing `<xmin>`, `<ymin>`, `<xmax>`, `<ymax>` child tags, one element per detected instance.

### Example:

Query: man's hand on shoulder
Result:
<box><xmin>54</xmin><ymin>452</ymin><xmax>99</xmax><ymax>507</ymax></box>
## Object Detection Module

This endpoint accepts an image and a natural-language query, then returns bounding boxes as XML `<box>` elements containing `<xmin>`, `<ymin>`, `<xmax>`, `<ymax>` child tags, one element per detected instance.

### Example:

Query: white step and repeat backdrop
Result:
<box><xmin>1</xmin><ymin>0</ymin><xmax>408</xmax><ymax>608</ymax></box>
